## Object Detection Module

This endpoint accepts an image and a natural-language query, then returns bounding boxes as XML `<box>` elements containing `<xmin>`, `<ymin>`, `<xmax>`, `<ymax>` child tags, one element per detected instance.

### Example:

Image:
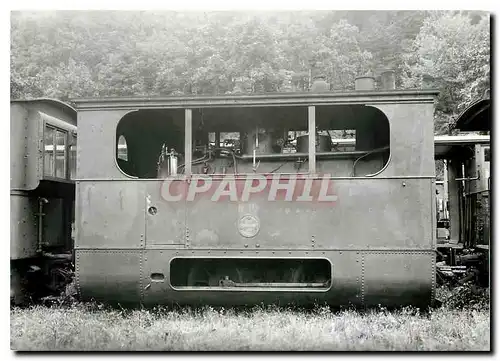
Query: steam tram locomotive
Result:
<box><xmin>68</xmin><ymin>75</ymin><xmax>438</xmax><ymax>308</ymax></box>
<box><xmin>14</xmin><ymin>75</ymin><xmax>487</xmax><ymax>308</ymax></box>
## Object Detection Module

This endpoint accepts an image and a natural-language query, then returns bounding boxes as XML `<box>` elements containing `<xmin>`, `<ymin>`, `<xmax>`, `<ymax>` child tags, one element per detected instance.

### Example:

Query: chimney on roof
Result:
<box><xmin>355</xmin><ymin>71</ymin><xmax>375</xmax><ymax>91</ymax></box>
<box><xmin>380</xmin><ymin>70</ymin><xmax>396</xmax><ymax>90</ymax></box>
<box><xmin>310</xmin><ymin>75</ymin><xmax>330</xmax><ymax>92</ymax></box>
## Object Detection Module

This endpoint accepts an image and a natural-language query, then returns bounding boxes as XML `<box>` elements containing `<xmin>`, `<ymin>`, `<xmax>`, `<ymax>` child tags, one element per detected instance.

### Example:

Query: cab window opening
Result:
<box><xmin>115</xmin><ymin>105</ymin><xmax>390</xmax><ymax>178</ymax></box>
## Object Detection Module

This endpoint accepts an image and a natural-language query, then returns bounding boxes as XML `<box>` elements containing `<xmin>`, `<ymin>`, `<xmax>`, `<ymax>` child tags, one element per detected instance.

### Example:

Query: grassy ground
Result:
<box><xmin>10</xmin><ymin>303</ymin><xmax>490</xmax><ymax>351</ymax></box>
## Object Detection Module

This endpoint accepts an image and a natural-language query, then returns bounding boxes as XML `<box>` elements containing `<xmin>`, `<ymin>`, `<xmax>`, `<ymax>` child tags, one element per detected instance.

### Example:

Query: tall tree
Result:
<box><xmin>402</xmin><ymin>11</ymin><xmax>490</xmax><ymax>133</ymax></box>
<box><xmin>313</xmin><ymin>19</ymin><xmax>372</xmax><ymax>90</ymax></box>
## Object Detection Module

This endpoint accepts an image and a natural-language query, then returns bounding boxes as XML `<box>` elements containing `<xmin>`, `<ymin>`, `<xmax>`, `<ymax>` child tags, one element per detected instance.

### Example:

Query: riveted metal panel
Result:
<box><xmin>10</xmin><ymin>104</ymin><xmax>29</xmax><ymax>190</ymax></box>
<box><xmin>142</xmin><ymin>249</ymin><xmax>173</xmax><ymax>305</ymax></box>
<box><xmin>183</xmin><ymin>177</ymin><xmax>433</xmax><ymax>249</ymax></box>
<box><xmin>328</xmin><ymin>251</ymin><xmax>362</xmax><ymax>306</ymax></box>
<box><xmin>75</xmin><ymin>249</ymin><xmax>142</xmax><ymax>304</ymax></box>
<box><xmin>430</xmin><ymin>180</ymin><xmax>437</xmax><ymax>247</ymax></box>
<box><xmin>10</xmin><ymin>194</ymin><xmax>38</xmax><ymax>259</ymax></box>
<box><xmin>144</xmin><ymin>181</ymin><xmax>186</xmax><ymax>245</ymax></box>
<box><xmin>76</xmin><ymin>248</ymin><xmax>434</xmax><ymax>307</ymax></box>
<box><xmin>76</xmin><ymin>181</ymin><xmax>145</xmax><ymax>248</ymax></box>
<box><xmin>140</xmin><ymin>249</ymin><xmax>362</xmax><ymax>307</ymax></box>
<box><xmin>30</xmin><ymin>111</ymin><xmax>43</xmax><ymax>188</ymax></box>
<box><xmin>10</xmin><ymin>104</ymin><xmax>42</xmax><ymax>190</ymax></box>
<box><xmin>362</xmin><ymin>251</ymin><xmax>434</xmax><ymax>308</ymax></box>
<box><xmin>371</xmin><ymin>103</ymin><xmax>435</xmax><ymax>178</ymax></box>
<box><xmin>77</xmin><ymin>110</ymin><xmax>130</xmax><ymax>180</ymax></box>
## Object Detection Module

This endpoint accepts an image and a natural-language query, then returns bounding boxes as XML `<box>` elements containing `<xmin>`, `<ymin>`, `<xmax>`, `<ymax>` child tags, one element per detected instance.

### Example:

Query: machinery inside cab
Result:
<box><xmin>115</xmin><ymin>105</ymin><xmax>390</xmax><ymax>178</ymax></box>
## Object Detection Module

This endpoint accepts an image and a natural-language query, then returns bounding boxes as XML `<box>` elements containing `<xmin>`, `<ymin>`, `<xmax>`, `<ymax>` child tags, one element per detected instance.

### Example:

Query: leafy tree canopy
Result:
<box><xmin>11</xmin><ymin>10</ymin><xmax>490</xmax><ymax>134</ymax></box>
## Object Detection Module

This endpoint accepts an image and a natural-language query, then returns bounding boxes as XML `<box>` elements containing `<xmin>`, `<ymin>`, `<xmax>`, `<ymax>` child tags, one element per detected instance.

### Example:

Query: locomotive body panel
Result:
<box><xmin>76</xmin><ymin>181</ymin><xmax>146</xmax><ymax>249</ymax></box>
<box><xmin>175</xmin><ymin>177</ymin><xmax>433</xmax><ymax>249</ymax></box>
<box><xmin>74</xmin><ymin>248</ymin><xmax>434</xmax><ymax>307</ymax></box>
<box><xmin>76</xmin><ymin>110</ymin><xmax>130</xmax><ymax>180</ymax></box>
<box><xmin>75</xmin><ymin>249</ymin><xmax>142</xmax><ymax>304</ymax></box>
<box><xmin>73</xmin><ymin>90</ymin><xmax>438</xmax><ymax>307</ymax></box>
<box><xmin>10</xmin><ymin>192</ymin><xmax>38</xmax><ymax>259</ymax></box>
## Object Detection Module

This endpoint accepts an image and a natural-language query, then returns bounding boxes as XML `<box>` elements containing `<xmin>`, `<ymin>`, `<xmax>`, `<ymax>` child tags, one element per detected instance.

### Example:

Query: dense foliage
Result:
<box><xmin>11</xmin><ymin>10</ymin><xmax>490</xmax><ymax>133</ymax></box>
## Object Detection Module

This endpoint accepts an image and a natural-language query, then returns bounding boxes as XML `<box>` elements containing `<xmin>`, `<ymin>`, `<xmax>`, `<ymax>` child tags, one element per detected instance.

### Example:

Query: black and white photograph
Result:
<box><xmin>8</xmin><ymin>7</ymin><xmax>491</xmax><ymax>352</ymax></box>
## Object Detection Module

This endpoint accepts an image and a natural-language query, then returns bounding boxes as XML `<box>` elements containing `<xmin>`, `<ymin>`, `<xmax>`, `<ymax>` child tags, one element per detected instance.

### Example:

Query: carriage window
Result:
<box><xmin>55</xmin><ymin>130</ymin><xmax>67</xmax><ymax>178</ymax></box>
<box><xmin>117</xmin><ymin>135</ymin><xmax>128</xmax><ymax>161</ymax></box>
<box><xmin>69</xmin><ymin>133</ymin><xmax>77</xmax><ymax>179</ymax></box>
<box><xmin>44</xmin><ymin>126</ymin><xmax>69</xmax><ymax>179</ymax></box>
<box><xmin>44</xmin><ymin>126</ymin><xmax>55</xmax><ymax>176</ymax></box>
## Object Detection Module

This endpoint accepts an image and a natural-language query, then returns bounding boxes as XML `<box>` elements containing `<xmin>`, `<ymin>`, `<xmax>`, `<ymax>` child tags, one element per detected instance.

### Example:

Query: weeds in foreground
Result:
<box><xmin>11</xmin><ymin>300</ymin><xmax>490</xmax><ymax>351</ymax></box>
<box><xmin>11</xmin><ymin>282</ymin><xmax>490</xmax><ymax>351</ymax></box>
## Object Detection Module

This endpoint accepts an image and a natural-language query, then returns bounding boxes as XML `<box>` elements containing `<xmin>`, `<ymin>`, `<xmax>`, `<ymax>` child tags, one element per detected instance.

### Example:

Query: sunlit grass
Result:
<box><xmin>10</xmin><ymin>303</ymin><xmax>490</xmax><ymax>351</ymax></box>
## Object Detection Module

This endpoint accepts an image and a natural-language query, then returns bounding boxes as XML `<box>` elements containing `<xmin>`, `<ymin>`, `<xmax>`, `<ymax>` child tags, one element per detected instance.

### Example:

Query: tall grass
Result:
<box><xmin>10</xmin><ymin>304</ymin><xmax>490</xmax><ymax>351</ymax></box>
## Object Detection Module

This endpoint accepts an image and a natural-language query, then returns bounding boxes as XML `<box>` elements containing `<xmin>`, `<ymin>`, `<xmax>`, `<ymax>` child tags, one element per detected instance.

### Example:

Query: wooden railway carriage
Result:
<box><xmin>10</xmin><ymin>99</ymin><xmax>77</xmax><ymax>303</ymax></box>
<box><xmin>72</xmin><ymin>83</ymin><xmax>439</xmax><ymax>308</ymax></box>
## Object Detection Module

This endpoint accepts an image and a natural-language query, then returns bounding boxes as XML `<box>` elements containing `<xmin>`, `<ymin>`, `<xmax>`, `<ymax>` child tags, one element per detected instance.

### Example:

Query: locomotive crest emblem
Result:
<box><xmin>238</xmin><ymin>215</ymin><xmax>260</xmax><ymax>238</ymax></box>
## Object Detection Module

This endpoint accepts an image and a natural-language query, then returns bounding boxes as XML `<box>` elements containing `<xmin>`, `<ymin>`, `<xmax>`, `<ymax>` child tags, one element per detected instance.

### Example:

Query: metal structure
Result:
<box><xmin>10</xmin><ymin>99</ymin><xmax>77</xmax><ymax>303</ymax></box>
<box><xmin>70</xmin><ymin>82</ymin><xmax>439</xmax><ymax>308</ymax></box>
<box><xmin>433</xmin><ymin>96</ymin><xmax>491</xmax><ymax>286</ymax></box>
<box><xmin>14</xmin><ymin>87</ymin><xmax>491</xmax><ymax>306</ymax></box>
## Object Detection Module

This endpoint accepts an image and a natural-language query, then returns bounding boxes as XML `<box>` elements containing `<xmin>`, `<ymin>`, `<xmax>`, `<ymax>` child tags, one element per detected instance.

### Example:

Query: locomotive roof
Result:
<box><xmin>70</xmin><ymin>89</ymin><xmax>439</xmax><ymax>111</ymax></box>
<box><xmin>11</xmin><ymin>98</ymin><xmax>77</xmax><ymax>117</ymax></box>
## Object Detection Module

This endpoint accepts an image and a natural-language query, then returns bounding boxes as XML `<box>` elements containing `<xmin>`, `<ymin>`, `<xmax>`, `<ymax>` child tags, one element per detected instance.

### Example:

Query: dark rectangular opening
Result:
<box><xmin>170</xmin><ymin>258</ymin><xmax>331</xmax><ymax>290</ymax></box>
<box><xmin>484</xmin><ymin>147</ymin><xmax>490</xmax><ymax>162</ymax></box>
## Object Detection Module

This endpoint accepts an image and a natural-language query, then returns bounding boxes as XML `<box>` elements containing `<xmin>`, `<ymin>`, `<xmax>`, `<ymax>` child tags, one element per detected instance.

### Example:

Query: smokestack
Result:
<box><xmin>355</xmin><ymin>75</ymin><xmax>375</xmax><ymax>91</ymax></box>
<box><xmin>422</xmin><ymin>75</ymin><xmax>435</xmax><ymax>89</ymax></box>
<box><xmin>381</xmin><ymin>70</ymin><xmax>396</xmax><ymax>90</ymax></box>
